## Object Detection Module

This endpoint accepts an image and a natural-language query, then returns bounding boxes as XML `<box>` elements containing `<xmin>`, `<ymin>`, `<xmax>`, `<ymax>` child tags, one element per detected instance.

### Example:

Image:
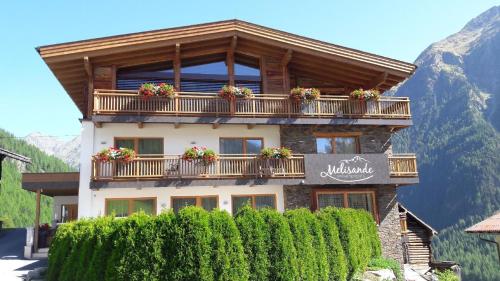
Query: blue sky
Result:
<box><xmin>0</xmin><ymin>0</ymin><xmax>498</xmax><ymax>139</ymax></box>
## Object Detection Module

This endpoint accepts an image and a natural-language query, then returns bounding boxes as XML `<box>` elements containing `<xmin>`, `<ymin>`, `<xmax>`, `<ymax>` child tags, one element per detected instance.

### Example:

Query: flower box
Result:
<box><xmin>260</xmin><ymin>147</ymin><xmax>292</xmax><ymax>159</ymax></box>
<box><xmin>349</xmin><ymin>88</ymin><xmax>380</xmax><ymax>101</ymax></box>
<box><xmin>94</xmin><ymin>147</ymin><xmax>136</xmax><ymax>162</ymax></box>
<box><xmin>219</xmin><ymin>85</ymin><xmax>254</xmax><ymax>101</ymax></box>
<box><xmin>289</xmin><ymin>87</ymin><xmax>320</xmax><ymax>102</ymax></box>
<box><xmin>139</xmin><ymin>83</ymin><xmax>177</xmax><ymax>99</ymax></box>
<box><xmin>182</xmin><ymin>146</ymin><xmax>218</xmax><ymax>165</ymax></box>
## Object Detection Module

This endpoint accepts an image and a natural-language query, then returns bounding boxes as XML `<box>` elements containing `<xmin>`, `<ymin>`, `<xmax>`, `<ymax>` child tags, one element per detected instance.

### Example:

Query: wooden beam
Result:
<box><xmin>282</xmin><ymin>50</ymin><xmax>292</xmax><ymax>94</ymax></box>
<box><xmin>94</xmin><ymin>122</ymin><xmax>102</xmax><ymax>128</ymax></box>
<box><xmin>137</xmin><ymin>122</ymin><xmax>144</xmax><ymax>129</ymax></box>
<box><xmin>212</xmin><ymin>123</ymin><xmax>220</xmax><ymax>129</ymax></box>
<box><xmin>83</xmin><ymin>56</ymin><xmax>91</xmax><ymax>77</ymax></box>
<box><xmin>174</xmin><ymin>123</ymin><xmax>181</xmax><ymax>129</ymax></box>
<box><xmin>247</xmin><ymin>124</ymin><xmax>256</xmax><ymax>130</ymax></box>
<box><xmin>281</xmin><ymin>49</ymin><xmax>293</xmax><ymax>67</ymax></box>
<box><xmin>227</xmin><ymin>36</ymin><xmax>237</xmax><ymax>86</ymax></box>
<box><xmin>174</xmin><ymin>43</ymin><xmax>181</xmax><ymax>90</ymax></box>
<box><xmin>33</xmin><ymin>188</ymin><xmax>41</xmax><ymax>252</ymax></box>
<box><xmin>260</xmin><ymin>56</ymin><xmax>268</xmax><ymax>94</ymax></box>
<box><xmin>366</xmin><ymin>72</ymin><xmax>388</xmax><ymax>89</ymax></box>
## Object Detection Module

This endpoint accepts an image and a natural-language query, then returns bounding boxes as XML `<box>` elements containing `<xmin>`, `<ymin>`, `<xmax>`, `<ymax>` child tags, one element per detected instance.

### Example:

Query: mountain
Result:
<box><xmin>25</xmin><ymin>132</ymin><xmax>81</xmax><ymax>169</ymax></box>
<box><xmin>394</xmin><ymin>6</ymin><xmax>500</xmax><ymax>281</ymax></box>
<box><xmin>0</xmin><ymin>128</ymin><xmax>75</xmax><ymax>227</ymax></box>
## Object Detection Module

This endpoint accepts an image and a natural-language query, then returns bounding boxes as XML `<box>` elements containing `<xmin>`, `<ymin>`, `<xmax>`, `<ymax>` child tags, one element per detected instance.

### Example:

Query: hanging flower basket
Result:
<box><xmin>138</xmin><ymin>83</ymin><xmax>177</xmax><ymax>99</ymax></box>
<box><xmin>260</xmin><ymin>147</ymin><xmax>292</xmax><ymax>159</ymax></box>
<box><xmin>289</xmin><ymin>87</ymin><xmax>320</xmax><ymax>103</ymax></box>
<box><xmin>182</xmin><ymin>146</ymin><xmax>218</xmax><ymax>165</ymax></box>
<box><xmin>349</xmin><ymin>88</ymin><xmax>380</xmax><ymax>101</ymax></box>
<box><xmin>218</xmin><ymin>85</ymin><xmax>254</xmax><ymax>101</ymax></box>
<box><xmin>94</xmin><ymin>147</ymin><xmax>136</xmax><ymax>162</ymax></box>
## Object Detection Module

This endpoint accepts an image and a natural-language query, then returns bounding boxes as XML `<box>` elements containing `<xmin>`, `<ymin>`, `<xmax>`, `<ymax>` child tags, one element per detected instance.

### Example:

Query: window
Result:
<box><xmin>171</xmin><ymin>196</ymin><xmax>218</xmax><ymax>213</ymax></box>
<box><xmin>315</xmin><ymin>190</ymin><xmax>377</xmax><ymax>219</ymax></box>
<box><xmin>60</xmin><ymin>204</ymin><xmax>78</xmax><ymax>223</ymax></box>
<box><xmin>232</xmin><ymin>194</ymin><xmax>276</xmax><ymax>214</ymax></box>
<box><xmin>315</xmin><ymin>134</ymin><xmax>360</xmax><ymax>154</ymax></box>
<box><xmin>234</xmin><ymin>57</ymin><xmax>261</xmax><ymax>94</ymax></box>
<box><xmin>105</xmin><ymin>198</ymin><xmax>156</xmax><ymax>217</ymax></box>
<box><xmin>116</xmin><ymin>62</ymin><xmax>174</xmax><ymax>90</ymax></box>
<box><xmin>220</xmin><ymin>138</ymin><xmax>263</xmax><ymax>154</ymax></box>
<box><xmin>115</xmin><ymin>138</ymin><xmax>163</xmax><ymax>155</ymax></box>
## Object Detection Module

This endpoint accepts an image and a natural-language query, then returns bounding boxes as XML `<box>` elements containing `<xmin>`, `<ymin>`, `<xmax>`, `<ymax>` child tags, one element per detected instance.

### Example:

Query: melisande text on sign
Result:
<box><xmin>304</xmin><ymin>154</ymin><xmax>390</xmax><ymax>184</ymax></box>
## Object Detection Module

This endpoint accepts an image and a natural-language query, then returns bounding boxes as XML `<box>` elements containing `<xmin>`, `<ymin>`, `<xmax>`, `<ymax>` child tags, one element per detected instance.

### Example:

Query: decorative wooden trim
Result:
<box><xmin>311</xmin><ymin>188</ymin><xmax>379</xmax><ymax>223</ymax></box>
<box><xmin>105</xmin><ymin>197</ymin><xmax>157</xmax><ymax>216</ymax></box>
<box><xmin>174</xmin><ymin>43</ymin><xmax>181</xmax><ymax>90</ymax></box>
<box><xmin>366</xmin><ymin>71</ymin><xmax>388</xmax><ymax>89</ymax></box>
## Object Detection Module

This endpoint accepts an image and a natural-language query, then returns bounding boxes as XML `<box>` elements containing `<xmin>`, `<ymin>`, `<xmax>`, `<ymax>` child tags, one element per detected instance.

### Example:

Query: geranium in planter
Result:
<box><xmin>157</xmin><ymin>83</ymin><xmax>176</xmax><ymax>98</ymax></box>
<box><xmin>289</xmin><ymin>87</ymin><xmax>320</xmax><ymax>102</ymax></box>
<box><xmin>349</xmin><ymin>88</ymin><xmax>380</xmax><ymax>101</ymax></box>
<box><xmin>139</xmin><ymin>83</ymin><xmax>156</xmax><ymax>99</ymax></box>
<box><xmin>182</xmin><ymin>146</ymin><xmax>218</xmax><ymax>165</ymax></box>
<box><xmin>94</xmin><ymin>147</ymin><xmax>136</xmax><ymax>162</ymax></box>
<box><xmin>260</xmin><ymin>147</ymin><xmax>292</xmax><ymax>159</ymax></box>
<box><xmin>219</xmin><ymin>85</ymin><xmax>254</xmax><ymax>101</ymax></box>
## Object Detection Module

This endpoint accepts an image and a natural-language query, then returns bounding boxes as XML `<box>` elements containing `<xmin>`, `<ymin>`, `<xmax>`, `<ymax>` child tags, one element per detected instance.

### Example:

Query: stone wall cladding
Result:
<box><xmin>280</xmin><ymin>125</ymin><xmax>393</xmax><ymax>154</ymax></box>
<box><xmin>283</xmin><ymin>184</ymin><xmax>404</xmax><ymax>265</ymax></box>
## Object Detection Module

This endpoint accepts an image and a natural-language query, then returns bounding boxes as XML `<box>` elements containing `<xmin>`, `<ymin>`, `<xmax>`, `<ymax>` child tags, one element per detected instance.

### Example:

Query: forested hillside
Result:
<box><xmin>394</xmin><ymin>6</ymin><xmax>500</xmax><ymax>281</ymax></box>
<box><xmin>0</xmin><ymin>128</ymin><xmax>74</xmax><ymax>227</ymax></box>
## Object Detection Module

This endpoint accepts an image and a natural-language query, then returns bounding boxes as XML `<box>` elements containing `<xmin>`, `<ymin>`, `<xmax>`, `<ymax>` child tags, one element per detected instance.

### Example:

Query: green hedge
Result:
<box><xmin>47</xmin><ymin>207</ymin><xmax>382</xmax><ymax>281</ymax></box>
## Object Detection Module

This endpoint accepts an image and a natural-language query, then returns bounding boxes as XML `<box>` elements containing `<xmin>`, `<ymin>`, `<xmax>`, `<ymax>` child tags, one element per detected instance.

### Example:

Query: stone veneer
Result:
<box><xmin>280</xmin><ymin>125</ymin><xmax>393</xmax><ymax>154</ymax></box>
<box><xmin>283</xmin><ymin>185</ymin><xmax>404</xmax><ymax>264</ymax></box>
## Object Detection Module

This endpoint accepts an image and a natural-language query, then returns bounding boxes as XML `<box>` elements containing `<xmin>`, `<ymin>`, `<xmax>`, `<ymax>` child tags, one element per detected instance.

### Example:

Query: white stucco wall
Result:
<box><xmin>93</xmin><ymin>123</ymin><xmax>281</xmax><ymax>154</ymax></box>
<box><xmin>78</xmin><ymin>123</ymin><xmax>282</xmax><ymax>218</ymax></box>
<box><xmin>52</xmin><ymin>196</ymin><xmax>78</xmax><ymax>223</ymax></box>
<box><xmin>90</xmin><ymin>185</ymin><xmax>284</xmax><ymax>217</ymax></box>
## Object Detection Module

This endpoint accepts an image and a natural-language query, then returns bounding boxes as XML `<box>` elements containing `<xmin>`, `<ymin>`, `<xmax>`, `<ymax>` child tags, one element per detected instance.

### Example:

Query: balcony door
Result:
<box><xmin>115</xmin><ymin>138</ymin><xmax>163</xmax><ymax>156</ymax></box>
<box><xmin>219</xmin><ymin>138</ymin><xmax>263</xmax><ymax>155</ymax></box>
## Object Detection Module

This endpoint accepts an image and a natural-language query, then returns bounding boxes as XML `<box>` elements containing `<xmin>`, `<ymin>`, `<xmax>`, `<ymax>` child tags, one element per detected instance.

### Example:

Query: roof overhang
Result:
<box><xmin>37</xmin><ymin>19</ymin><xmax>417</xmax><ymax>114</ymax></box>
<box><xmin>466</xmin><ymin>212</ymin><xmax>500</xmax><ymax>234</ymax></box>
<box><xmin>22</xmin><ymin>172</ymin><xmax>79</xmax><ymax>197</ymax></box>
<box><xmin>399</xmin><ymin>203</ymin><xmax>437</xmax><ymax>235</ymax></box>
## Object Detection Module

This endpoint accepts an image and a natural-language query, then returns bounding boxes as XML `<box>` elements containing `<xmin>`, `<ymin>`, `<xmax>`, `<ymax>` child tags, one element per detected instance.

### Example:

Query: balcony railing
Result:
<box><xmin>92</xmin><ymin>154</ymin><xmax>306</xmax><ymax>181</ymax></box>
<box><xmin>389</xmin><ymin>154</ymin><xmax>418</xmax><ymax>177</ymax></box>
<box><xmin>93</xmin><ymin>90</ymin><xmax>411</xmax><ymax>119</ymax></box>
<box><xmin>91</xmin><ymin>153</ymin><xmax>418</xmax><ymax>181</ymax></box>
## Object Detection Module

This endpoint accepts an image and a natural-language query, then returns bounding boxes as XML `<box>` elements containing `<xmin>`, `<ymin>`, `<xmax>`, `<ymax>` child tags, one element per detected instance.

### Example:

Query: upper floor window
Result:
<box><xmin>315</xmin><ymin>134</ymin><xmax>360</xmax><ymax>154</ymax></box>
<box><xmin>219</xmin><ymin>138</ymin><xmax>263</xmax><ymax>154</ymax></box>
<box><xmin>115</xmin><ymin>138</ymin><xmax>163</xmax><ymax>155</ymax></box>
<box><xmin>116</xmin><ymin>62</ymin><xmax>173</xmax><ymax>90</ymax></box>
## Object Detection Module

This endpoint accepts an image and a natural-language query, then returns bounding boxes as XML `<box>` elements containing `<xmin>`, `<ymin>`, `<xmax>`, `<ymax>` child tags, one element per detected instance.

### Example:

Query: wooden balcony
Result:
<box><xmin>91</xmin><ymin>153</ymin><xmax>417</xmax><ymax>182</ymax></box>
<box><xmin>93</xmin><ymin>90</ymin><xmax>411</xmax><ymax>119</ymax></box>
<box><xmin>92</xmin><ymin>154</ymin><xmax>306</xmax><ymax>181</ymax></box>
<box><xmin>389</xmin><ymin>154</ymin><xmax>418</xmax><ymax>177</ymax></box>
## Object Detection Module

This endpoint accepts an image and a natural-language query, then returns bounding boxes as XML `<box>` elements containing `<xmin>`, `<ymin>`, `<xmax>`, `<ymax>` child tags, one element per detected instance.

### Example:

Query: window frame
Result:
<box><xmin>314</xmin><ymin>132</ymin><xmax>361</xmax><ymax>154</ymax></box>
<box><xmin>170</xmin><ymin>195</ymin><xmax>219</xmax><ymax>212</ymax></box>
<box><xmin>114</xmin><ymin>137</ymin><xmax>164</xmax><ymax>156</ymax></box>
<box><xmin>105</xmin><ymin>197</ymin><xmax>157</xmax><ymax>217</ymax></box>
<box><xmin>312</xmin><ymin>188</ymin><xmax>379</xmax><ymax>223</ymax></box>
<box><xmin>219</xmin><ymin>137</ymin><xmax>264</xmax><ymax>155</ymax></box>
<box><xmin>231</xmin><ymin>194</ymin><xmax>277</xmax><ymax>214</ymax></box>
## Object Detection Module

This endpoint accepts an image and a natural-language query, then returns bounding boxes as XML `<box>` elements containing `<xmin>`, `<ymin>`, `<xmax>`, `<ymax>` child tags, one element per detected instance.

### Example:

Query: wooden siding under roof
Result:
<box><xmin>37</xmin><ymin>20</ymin><xmax>416</xmax><ymax>115</ymax></box>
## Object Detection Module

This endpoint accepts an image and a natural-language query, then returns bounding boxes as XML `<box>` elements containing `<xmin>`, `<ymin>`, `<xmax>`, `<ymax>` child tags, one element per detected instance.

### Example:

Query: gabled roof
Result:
<box><xmin>466</xmin><ymin>212</ymin><xmax>500</xmax><ymax>234</ymax></box>
<box><xmin>0</xmin><ymin>148</ymin><xmax>31</xmax><ymax>163</ymax></box>
<box><xmin>399</xmin><ymin>203</ymin><xmax>437</xmax><ymax>235</ymax></box>
<box><xmin>37</xmin><ymin>19</ymin><xmax>417</xmax><ymax>114</ymax></box>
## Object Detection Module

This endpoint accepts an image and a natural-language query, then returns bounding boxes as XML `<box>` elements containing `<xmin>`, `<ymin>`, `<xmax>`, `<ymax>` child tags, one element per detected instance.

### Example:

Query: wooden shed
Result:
<box><xmin>399</xmin><ymin>203</ymin><xmax>437</xmax><ymax>268</ymax></box>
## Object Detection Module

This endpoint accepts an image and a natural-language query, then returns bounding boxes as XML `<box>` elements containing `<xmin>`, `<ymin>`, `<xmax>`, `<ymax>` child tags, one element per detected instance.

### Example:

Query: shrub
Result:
<box><xmin>436</xmin><ymin>269</ymin><xmax>459</xmax><ymax>281</ymax></box>
<box><xmin>104</xmin><ymin>212</ymin><xmax>169</xmax><ymax>281</ymax></box>
<box><xmin>47</xmin><ymin>222</ymin><xmax>75</xmax><ymax>281</ymax></box>
<box><xmin>234</xmin><ymin>206</ymin><xmax>269</xmax><ymax>281</ymax></box>
<box><xmin>84</xmin><ymin>217</ymin><xmax>119</xmax><ymax>281</ymax></box>
<box><xmin>368</xmin><ymin>257</ymin><xmax>403</xmax><ymax>281</ymax></box>
<box><xmin>323</xmin><ymin>208</ymin><xmax>381</xmax><ymax>278</ymax></box>
<box><xmin>317</xmin><ymin>210</ymin><xmax>348</xmax><ymax>281</ymax></box>
<box><xmin>209</xmin><ymin>209</ymin><xmax>249</xmax><ymax>281</ymax></box>
<box><xmin>59</xmin><ymin>220</ymin><xmax>95</xmax><ymax>281</ymax></box>
<box><xmin>172</xmin><ymin>206</ymin><xmax>214</xmax><ymax>281</ymax></box>
<box><xmin>259</xmin><ymin>208</ymin><xmax>298</xmax><ymax>281</ymax></box>
<box><xmin>285</xmin><ymin>209</ymin><xmax>322</xmax><ymax>281</ymax></box>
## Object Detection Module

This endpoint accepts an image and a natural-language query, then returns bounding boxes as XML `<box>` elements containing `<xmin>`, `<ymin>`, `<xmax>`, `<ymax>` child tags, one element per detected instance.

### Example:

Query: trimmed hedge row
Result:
<box><xmin>47</xmin><ymin>207</ymin><xmax>381</xmax><ymax>281</ymax></box>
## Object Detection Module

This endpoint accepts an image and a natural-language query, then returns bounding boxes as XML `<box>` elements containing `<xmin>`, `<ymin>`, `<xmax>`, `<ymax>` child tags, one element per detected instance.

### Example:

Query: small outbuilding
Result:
<box><xmin>465</xmin><ymin>212</ymin><xmax>500</xmax><ymax>264</ymax></box>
